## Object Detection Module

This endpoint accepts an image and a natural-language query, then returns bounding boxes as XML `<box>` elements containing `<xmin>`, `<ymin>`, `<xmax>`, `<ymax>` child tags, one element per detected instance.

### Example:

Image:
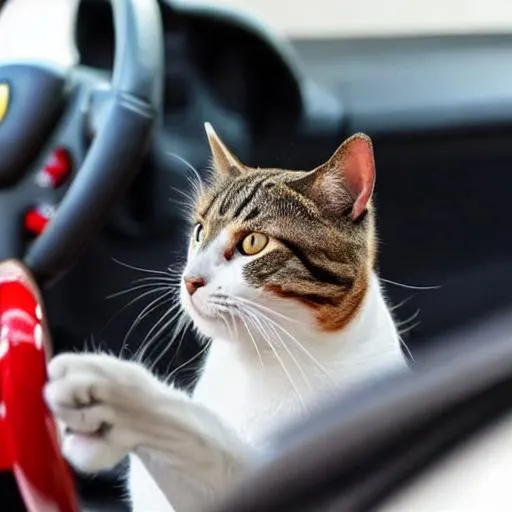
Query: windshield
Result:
<box><xmin>219</xmin><ymin>0</ymin><xmax>512</xmax><ymax>38</ymax></box>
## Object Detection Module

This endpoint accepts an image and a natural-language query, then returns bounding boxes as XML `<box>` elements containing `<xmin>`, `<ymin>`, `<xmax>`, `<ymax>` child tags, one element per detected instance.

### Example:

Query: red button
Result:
<box><xmin>24</xmin><ymin>209</ymin><xmax>51</xmax><ymax>236</ymax></box>
<box><xmin>37</xmin><ymin>148</ymin><xmax>72</xmax><ymax>188</ymax></box>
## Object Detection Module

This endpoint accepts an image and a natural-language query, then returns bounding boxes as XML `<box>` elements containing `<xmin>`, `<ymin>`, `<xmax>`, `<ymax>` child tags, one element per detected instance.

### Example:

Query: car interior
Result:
<box><xmin>1</xmin><ymin>0</ymin><xmax>512</xmax><ymax>510</ymax></box>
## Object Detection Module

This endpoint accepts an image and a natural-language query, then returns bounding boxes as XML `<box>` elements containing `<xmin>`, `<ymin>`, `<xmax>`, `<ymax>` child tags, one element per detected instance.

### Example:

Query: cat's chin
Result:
<box><xmin>191</xmin><ymin>315</ymin><xmax>231</xmax><ymax>341</ymax></box>
<box><xmin>180</xmin><ymin>289</ymin><xmax>228</xmax><ymax>339</ymax></box>
<box><xmin>182</xmin><ymin>302</ymin><xmax>230</xmax><ymax>341</ymax></box>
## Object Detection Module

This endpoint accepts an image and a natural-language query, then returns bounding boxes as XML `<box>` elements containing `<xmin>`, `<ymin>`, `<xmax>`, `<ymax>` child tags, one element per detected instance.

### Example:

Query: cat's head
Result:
<box><xmin>180</xmin><ymin>123</ymin><xmax>377</xmax><ymax>344</ymax></box>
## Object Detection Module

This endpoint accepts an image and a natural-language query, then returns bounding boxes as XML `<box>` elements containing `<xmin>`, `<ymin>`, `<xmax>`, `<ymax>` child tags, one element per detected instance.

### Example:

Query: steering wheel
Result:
<box><xmin>0</xmin><ymin>1</ymin><xmax>163</xmax><ymax>510</ymax></box>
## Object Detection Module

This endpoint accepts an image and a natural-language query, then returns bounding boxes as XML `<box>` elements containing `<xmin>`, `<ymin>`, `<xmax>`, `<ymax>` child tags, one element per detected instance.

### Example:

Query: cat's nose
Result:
<box><xmin>184</xmin><ymin>276</ymin><xmax>206</xmax><ymax>296</ymax></box>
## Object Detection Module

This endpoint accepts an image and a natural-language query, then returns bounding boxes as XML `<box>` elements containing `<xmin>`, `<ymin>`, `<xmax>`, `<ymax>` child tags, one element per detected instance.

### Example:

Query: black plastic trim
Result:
<box><xmin>26</xmin><ymin>93</ymin><xmax>155</xmax><ymax>284</ymax></box>
<box><xmin>111</xmin><ymin>0</ymin><xmax>164</xmax><ymax>107</ymax></box>
<box><xmin>0</xmin><ymin>64</ymin><xmax>66</xmax><ymax>185</ymax></box>
<box><xmin>294</xmin><ymin>34</ymin><xmax>512</xmax><ymax>134</ymax></box>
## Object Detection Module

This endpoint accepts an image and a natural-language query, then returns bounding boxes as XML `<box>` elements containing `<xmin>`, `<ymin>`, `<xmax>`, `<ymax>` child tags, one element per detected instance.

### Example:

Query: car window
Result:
<box><xmin>0</xmin><ymin>0</ymin><xmax>78</xmax><ymax>65</ymax></box>
<box><xmin>217</xmin><ymin>0</ymin><xmax>512</xmax><ymax>38</ymax></box>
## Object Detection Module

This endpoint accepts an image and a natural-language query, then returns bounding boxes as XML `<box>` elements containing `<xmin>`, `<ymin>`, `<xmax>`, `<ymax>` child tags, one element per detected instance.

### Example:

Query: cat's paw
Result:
<box><xmin>45</xmin><ymin>352</ymin><xmax>158</xmax><ymax>473</ymax></box>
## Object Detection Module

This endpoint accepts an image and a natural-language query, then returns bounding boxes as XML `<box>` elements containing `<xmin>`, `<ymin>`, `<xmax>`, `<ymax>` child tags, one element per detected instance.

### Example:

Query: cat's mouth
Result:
<box><xmin>188</xmin><ymin>293</ymin><xmax>239</xmax><ymax>326</ymax></box>
<box><xmin>192</xmin><ymin>303</ymin><xmax>218</xmax><ymax>320</ymax></box>
<box><xmin>209</xmin><ymin>294</ymin><xmax>243</xmax><ymax>317</ymax></box>
<box><xmin>209</xmin><ymin>294</ymin><xmax>230</xmax><ymax>309</ymax></box>
<box><xmin>184</xmin><ymin>291</ymin><xmax>225</xmax><ymax>321</ymax></box>
<box><xmin>182</xmin><ymin>292</ymin><xmax>238</xmax><ymax>340</ymax></box>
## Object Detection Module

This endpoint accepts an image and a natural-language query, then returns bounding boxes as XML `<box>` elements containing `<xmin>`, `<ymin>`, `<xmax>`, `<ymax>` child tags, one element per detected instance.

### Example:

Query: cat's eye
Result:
<box><xmin>240</xmin><ymin>232</ymin><xmax>268</xmax><ymax>256</ymax></box>
<box><xmin>193</xmin><ymin>223</ymin><xmax>204</xmax><ymax>244</ymax></box>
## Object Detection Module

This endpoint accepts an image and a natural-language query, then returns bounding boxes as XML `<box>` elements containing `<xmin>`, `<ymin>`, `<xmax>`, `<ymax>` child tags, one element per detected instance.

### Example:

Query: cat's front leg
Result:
<box><xmin>45</xmin><ymin>353</ymin><xmax>252</xmax><ymax>511</ymax></box>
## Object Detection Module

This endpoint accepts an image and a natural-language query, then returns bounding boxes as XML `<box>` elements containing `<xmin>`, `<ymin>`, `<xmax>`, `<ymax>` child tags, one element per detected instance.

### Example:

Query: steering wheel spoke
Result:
<box><xmin>0</xmin><ymin>0</ymin><xmax>163</xmax><ymax>285</ymax></box>
<box><xmin>0</xmin><ymin>2</ymin><xmax>164</xmax><ymax>511</ymax></box>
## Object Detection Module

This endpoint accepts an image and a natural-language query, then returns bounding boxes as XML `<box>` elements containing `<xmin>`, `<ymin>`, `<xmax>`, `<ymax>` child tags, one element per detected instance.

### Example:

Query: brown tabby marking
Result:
<box><xmin>194</xmin><ymin>125</ymin><xmax>377</xmax><ymax>332</ymax></box>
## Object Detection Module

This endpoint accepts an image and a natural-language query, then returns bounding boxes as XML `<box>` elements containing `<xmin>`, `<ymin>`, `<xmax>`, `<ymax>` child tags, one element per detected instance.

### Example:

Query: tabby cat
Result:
<box><xmin>45</xmin><ymin>124</ymin><xmax>407</xmax><ymax>511</ymax></box>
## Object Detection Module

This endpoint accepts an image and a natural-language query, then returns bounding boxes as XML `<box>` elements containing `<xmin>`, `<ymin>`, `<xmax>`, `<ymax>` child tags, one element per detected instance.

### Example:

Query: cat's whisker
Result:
<box><xmin>108</xmin><ymin>288</ymin><xmax>174</xmax><ymax>329</ymax></box>
<box><xmin>166</xmin><ymin>273</ymin><xmax>184</xmax><ymax>282</ymax></box>
<box><xmin>106</xmin><ymin>283</ymin><xmax>176</xmax><ymax>300</ymax></box>
<box><xmin>136</xmin><ymin>325</ymin><xmax>174</xmax><ymax>366</ymax></box>
<box><xmin>217</xmin><ymin>308</ymin><xmax>233</xmax><ymax>340</ymax></box>
<box><xmin>171</xmin><ymin>185</ymin><xmax>193</xmax><ymax>201</ymax></box>
<box><xmin>111</xmin><ymin>257</ymin><xmax>170</xmax><ymax>276</ymax></box>
<box><xmin>390</xmin><ymin>295</ymin><xmax>413</xmax><ymax>312</ymax></box>
<box><xmin>242</xmin><ymin>302</ymin><xmax>327</xmax><ymax>387</ymax></box>
<box><xmin>208</xmin><ymin>299</ymin><xmax>241</xmax><ymax>345</ymax></box>
<box><xmin>131</xmin><ymin>275</ymin><xmax>181</xmax><ymax>286</ymax></box>
<box><xmin>243</xmin><ymin>309</ymin><xmax>305</xmax><ymax>408</ymax></box>
<box><xmin>149</xmin><ymin>313</ymin><xmax>189</xmax><ymax>374</ymax></box>
<box><xmin>396</xmin><ymin>309</ymin><xmax>421</xmax><ymax>328</ymax></box>
<box><xmin>398</xmin><ymin>334</ymin><xmax>415</xmax><ymax>362</ymax></box>
<box><xmin>381</xmin><ymin>277</ymin><xmax>441</xmax><ymax>291</ymax></box>
<box><xmin>170</xmin><ymin>314</ymin><xmax>191</xmax><ymax>358</ymax></box>
<box><xmin>121</xmin><ymin>302</ymin><xmax>175</xmax><ymax>361</ymax></box>
<box><xmin>166</xmin><ymin>264</ymin><xmax>184</xmax><ymax>275</ymax></box>
<box><xmin>136</xmin><ymin>304</ymin><xmax>187</xmax><ymax>364</ymax></box>
<box><xmin>167</xmin><ymin>155</ymin><xmax>203</xmax><ymax>211</ymax></box>
<box><xmin>166</xmin><ymin>151</ymin><xmax>205</xmax><ymax>197</ymax></box>
<box><xmin>231</xmin><ymin>295</ymin><xmax>305</xmax><ymax>326</ymax></box>
<box><xmin>166</xmin><ymin>338</ymin><xmax>211</xmax><ymax>385</ymax></box>
<box><xmin>97</xmin><ymin>285</ymin><xmax>174</xmax><ymax>340</ymax></box>
<box><xmin>228</xmin><ymin>307</ymin><xmax>240</xmax><ymax>344</ymax></box>
<box><xmin>167</xmin><ymin>349</ymin><xmax>185</xmax><ymax>379</ymax></box>
<box><xmin>122</xmin><ymin>291</ymin><xmax>177</xmax><ymax>355</ymax></box>
<box><xmin>254</xmin><ymin>311</ymin><xmax>313</xmax><ymax>393</ymax></box>
<box><xmin>238</xmin><ymin>312</ymin><xmax>265</xmax><ymax>371</ymax></box>
<box><xmin>218</xmin><ymin>313</ymin><xmax>233</xmax><ymax>342</ymax></box>
<box><xmin>158</xmin><ymin>313</ymin><xmax>194</xmax><ymax>378</ymax></box>
<box><xmin>140</xmin><ymin>301</ymin><xmax>184</xmax><ymax>351</ymax></box>
<box><xmin>171</xmin><ymin>187</ymin><xmax>197</xmax><ymax>215</ymax></box>
<box><xmin>127</xmin><ymin>289</ymin><xmax>176</xmax><ymax>323</ymax></box>
<box><xmin>134</xmin><ymin>309</ymin><xmax>177</xmax><ymax>363</ymax></box>
<box><xmin>399</xmin><ymin>321</ymin><xmax>421</xmax><ymax>337</ymax></box>
<box><xmin>215</xmin><ymin>299</ymin><xmax>265</xmax><ymax>368</ymax></box>
<box><xmin>233</xmin><ymin>297</ymin><xmax>332</xmax><ymax>381</ymax></box>
<box><xmin>268</xmin><ymin>320</ymin><xmax>332</xmax><ymax>382</ymax></box>
<box><xmin>167</xmin><ymin>311</ymin><xmax>190</xmax><ymax>348</ymax></box>
<box><xmin>229</xmin><ymin>308</ymin><xmax>243</xmax><ymax>348</ymax></box>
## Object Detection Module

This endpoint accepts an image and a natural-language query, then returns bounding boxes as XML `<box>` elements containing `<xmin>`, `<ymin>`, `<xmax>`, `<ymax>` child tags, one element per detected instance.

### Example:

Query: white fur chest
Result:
<box><xmin>126</xmin><ymin>275</ymin><xmax>407</xmax><ymax>512</ymax></box>
<box><xmin>193</xmin><ymin>342</ymin><xmax>307</xmax><ymax>443</ymax></box>
<box><xmin>193</xmin><ymin>275</ymin><xmax>408</xmax><ymax>443</ymax></box>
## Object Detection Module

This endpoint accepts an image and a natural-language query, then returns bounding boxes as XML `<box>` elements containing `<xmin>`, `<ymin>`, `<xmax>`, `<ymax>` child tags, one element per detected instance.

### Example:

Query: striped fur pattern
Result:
<box><xmin>46</xmin><ymin>124</ymin><xmax>406</xmax><ymax>512</ymax></box>
<box><xmin>191</xmin><ymin>124</ymin><xmax>376</xmax><ymax>332</ymax></box>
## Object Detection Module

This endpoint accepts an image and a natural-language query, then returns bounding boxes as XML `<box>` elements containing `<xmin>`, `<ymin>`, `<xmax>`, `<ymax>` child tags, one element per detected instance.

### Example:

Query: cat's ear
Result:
<box><xmin>290</xmin><ymin>133</ymin><xmax>375</xmax><ymax>221</ymax></box>
<box><xmin>204</xmin><ymin>122</ymin><xmax>244</xmax><ymax>177</ymax></box>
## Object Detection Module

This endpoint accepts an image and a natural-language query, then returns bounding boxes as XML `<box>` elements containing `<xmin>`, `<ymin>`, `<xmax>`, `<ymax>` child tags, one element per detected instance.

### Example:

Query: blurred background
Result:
<box><xmin>217</xmin><ymin>0</ymin><xmax>512</xmax><ymax>37</ymax></box>
<box><xmin>2</xmin><ymin>0</ymin><xmax>512</xmax><ymax>509</ymax></box>
<box><xmin>2</xmin><ymin>0</ymin><xmax>512</xmax><ymax>392</ymax></box>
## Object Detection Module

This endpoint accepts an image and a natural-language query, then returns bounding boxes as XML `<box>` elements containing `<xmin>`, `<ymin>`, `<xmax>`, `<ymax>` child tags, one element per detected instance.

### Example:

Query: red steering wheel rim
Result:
<box><xmin>0</xmin><ymin>276</ymin><xmax>78</xmax><ymax>512</ymax></box>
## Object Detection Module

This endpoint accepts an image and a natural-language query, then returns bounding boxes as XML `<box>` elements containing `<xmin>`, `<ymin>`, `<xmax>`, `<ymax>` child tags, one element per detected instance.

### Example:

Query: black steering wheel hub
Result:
<box><xmin>0</xmin><ymin>63</ymin><xmax>66</xmax><ymax>185</ymax></box>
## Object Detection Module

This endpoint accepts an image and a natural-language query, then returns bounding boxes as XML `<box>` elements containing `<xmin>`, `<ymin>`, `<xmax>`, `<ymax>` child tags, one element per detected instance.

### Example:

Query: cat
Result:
<box><xmin>44</xmin><ymin>123</ymin><xmax>408</xmax><ymax>511</ymax></box>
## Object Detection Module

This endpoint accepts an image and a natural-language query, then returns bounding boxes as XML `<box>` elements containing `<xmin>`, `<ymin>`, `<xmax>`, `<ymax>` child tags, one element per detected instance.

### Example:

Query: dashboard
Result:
<box><xmin>76</xmin><ymin>0</ymin><xmax>305</xmax><ymax>136</ymax></box>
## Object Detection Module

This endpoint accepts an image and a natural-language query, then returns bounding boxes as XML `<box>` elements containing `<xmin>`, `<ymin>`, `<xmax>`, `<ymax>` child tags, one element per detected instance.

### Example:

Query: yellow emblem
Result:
<box><xmin>0</xmin><ymin>83</ymin><xmax>10</xmax><ymax>123</ymax></box>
